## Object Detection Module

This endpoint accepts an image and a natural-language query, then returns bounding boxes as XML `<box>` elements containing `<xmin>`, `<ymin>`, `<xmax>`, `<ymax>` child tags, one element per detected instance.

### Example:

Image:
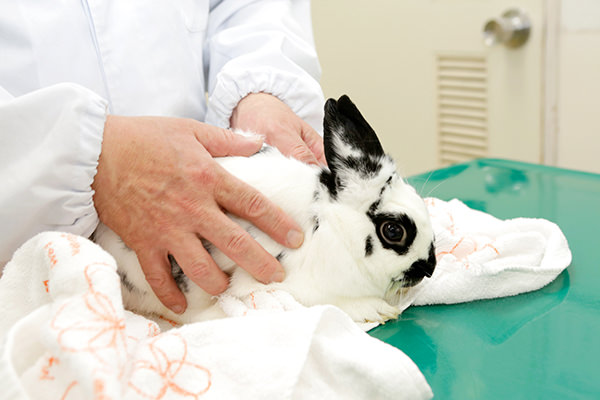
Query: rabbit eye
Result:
<box><xmin>368</xmin><ymin>212</ymin><xmax>416</xmax><ymax>255</ymax></box>
<box><xmin>380</xmin><ymin>221</ymin><xmax>406</xmax><ymax>246</ymax></box>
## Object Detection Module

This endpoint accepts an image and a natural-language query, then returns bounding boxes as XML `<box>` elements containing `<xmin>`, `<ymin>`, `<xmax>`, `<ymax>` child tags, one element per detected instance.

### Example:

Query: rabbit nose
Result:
<box><xmin>402</xmin><ymin>245</ymin><xmax>437</xmax><ymax>286</ymax></box>
<box><xmin>408</xmin><ymin>258</ymin><xmax>435</xmax><ymax>279</ymax></box>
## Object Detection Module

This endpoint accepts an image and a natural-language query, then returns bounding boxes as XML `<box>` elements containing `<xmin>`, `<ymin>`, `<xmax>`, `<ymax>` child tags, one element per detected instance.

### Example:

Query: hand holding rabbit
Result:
<box><xmin>231</xmin><ymin>93</ymin><xmax>326</xmax><ymax>166</ymax></box>
<box><xmin>92</xmin><ymin>115</ymin><xmax>305</xmax><ymax>314</ymax></box>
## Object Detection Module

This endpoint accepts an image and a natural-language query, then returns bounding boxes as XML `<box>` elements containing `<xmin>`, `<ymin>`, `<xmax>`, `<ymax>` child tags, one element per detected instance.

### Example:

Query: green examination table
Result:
<box><xmin>369</xmin><ymin>158</ymin><xmax>600</xmax><ymax>399</ymax></box>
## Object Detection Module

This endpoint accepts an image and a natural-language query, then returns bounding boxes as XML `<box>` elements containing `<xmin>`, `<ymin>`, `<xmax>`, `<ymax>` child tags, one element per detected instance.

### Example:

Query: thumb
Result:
<box><xmin>194</xmin><ymin>124</ymin><xmax>264</xmax><ymax>157</ymax></box>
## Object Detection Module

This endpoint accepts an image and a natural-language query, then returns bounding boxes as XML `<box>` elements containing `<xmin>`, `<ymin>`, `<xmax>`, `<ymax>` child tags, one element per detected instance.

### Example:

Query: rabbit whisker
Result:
<box><xmin>417</xmin><ymin>171</ymin><xmax>434</xmax><ymax>197</ymax></box>
<box><xmin>424</xmin><ymin>177</ymin><xmax>449</xmax><ymax>198</ymax></box>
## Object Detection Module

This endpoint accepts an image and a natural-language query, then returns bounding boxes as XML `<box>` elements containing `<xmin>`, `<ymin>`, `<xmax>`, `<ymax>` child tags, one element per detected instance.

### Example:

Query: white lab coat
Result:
<box><xmin>0</xmin><ymin>0</ymin><xmax>324</xmax><ymax>264</ymax></box>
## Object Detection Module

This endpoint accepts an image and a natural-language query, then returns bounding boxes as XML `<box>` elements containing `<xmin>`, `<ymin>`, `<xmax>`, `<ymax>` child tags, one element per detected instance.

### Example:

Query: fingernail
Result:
<box><xmin>172</xmin><ymin>304</ymin><xmax>184</xmax><ymax>314</ymax></box>
<box><xmin>286</xmin><ymin>229</ymin><xmax>304</xmax><ymax>248</ymax></box>
<box><xmin>270</xmin><ymin>269</ymin><xmax>285</xmax><ymax>283</ymax></box>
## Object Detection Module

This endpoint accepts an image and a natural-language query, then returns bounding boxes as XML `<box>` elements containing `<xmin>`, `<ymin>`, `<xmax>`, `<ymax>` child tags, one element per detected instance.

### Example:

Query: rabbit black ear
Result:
<box><xmin>320</xmin><ymin>95</ymin><xmax>386</xmax><ymax>198</ymax></box>
<box><xmin>324</xmin><ymin>95</ymin><xmax>384</xmax><ymax>164</ymax></box>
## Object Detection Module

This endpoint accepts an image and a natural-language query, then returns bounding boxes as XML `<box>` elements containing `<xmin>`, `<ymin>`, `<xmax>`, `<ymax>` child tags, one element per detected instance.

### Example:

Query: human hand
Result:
<box><xmin>230</xmin><ymin>93</ymin><xmax>326</xmax><ymax>165</ymax></box>
<box><xmin>92</xmin><ymin>115</ymin><xmax>305</xmax><ymax>313</ymax></box>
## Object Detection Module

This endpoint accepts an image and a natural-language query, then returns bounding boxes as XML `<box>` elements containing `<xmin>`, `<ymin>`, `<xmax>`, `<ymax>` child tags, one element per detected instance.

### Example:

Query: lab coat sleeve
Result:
<box><xmin>0</xmin><ymin>83</ymin><xmax>108</xmax><ymax>264</ymax></box>
<box><xmin>204</xmin><ymin>0</ymin><xmax>325</xmax><ymax>134</ymax></box>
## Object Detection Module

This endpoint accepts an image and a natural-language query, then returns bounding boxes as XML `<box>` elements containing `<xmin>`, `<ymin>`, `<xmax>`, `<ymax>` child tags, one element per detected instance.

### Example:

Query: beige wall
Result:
<box><xmin>556</xmin><ymin>0</ymin><xmax>600</xmax><ymax>173</ymax></box>
<box><xmin>312</xmin><ymin>1</ymin><xmax>600</xmax><ymax>175</ymax></box>
<box><xmin>311</xmin><ymin>1</ymin><xmax>437</xmax><ymax>176</ymax></box>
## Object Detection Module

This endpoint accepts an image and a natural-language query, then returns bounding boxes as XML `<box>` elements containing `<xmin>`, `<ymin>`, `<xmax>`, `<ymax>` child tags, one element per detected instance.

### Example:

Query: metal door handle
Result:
<box><xmin>483</xmin><ymin>9</ymin><xmax>531</xmax><ymax>48</ymax></box>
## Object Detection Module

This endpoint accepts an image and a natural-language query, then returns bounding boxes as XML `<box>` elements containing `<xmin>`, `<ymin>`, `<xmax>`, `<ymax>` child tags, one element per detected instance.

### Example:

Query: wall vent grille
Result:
<box><xmin>437</xmin><ymin>55</ymin><xmax>489</xmax><ymax>165</ymax></box>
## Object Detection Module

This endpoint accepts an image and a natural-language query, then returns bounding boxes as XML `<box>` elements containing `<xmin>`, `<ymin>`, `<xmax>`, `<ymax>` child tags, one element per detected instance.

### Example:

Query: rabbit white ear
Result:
<box><xmin>320</xmin><ymin>95</ymin><xmax>387</xmax><ymax>198</ymax></box>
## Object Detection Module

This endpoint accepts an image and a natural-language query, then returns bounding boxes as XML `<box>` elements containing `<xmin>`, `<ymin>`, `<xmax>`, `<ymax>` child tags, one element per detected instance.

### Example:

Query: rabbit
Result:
<box><xmin>93</xmin><ymin>95</ymin><xmax>436</xmax><ymax>324</ymax></box>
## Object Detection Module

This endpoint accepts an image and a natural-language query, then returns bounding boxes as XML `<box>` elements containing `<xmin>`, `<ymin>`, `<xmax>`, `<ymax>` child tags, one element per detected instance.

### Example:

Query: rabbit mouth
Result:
<box><xmin>389</xmin><ymin>274</ymin><xmax>424</xmax><ymax>291</ymax></box>
<box><xmin>398</xmin><ymin>275</ymin><xmax>426</xmax><ymax>288</ymax></box>
<box><xmin>384</xmin><ymin>278</ymin><xmax>415</xmax><ymax>305</ymax></box>
<box><xmin>386</xmin><ymin>244</ymin><xmax>437</xmax><ymax>302</ymax></box>
<box><xmin>384</xmin><ymin>270</ymin><xmax>430</xmax><ymax>305</ymax></box>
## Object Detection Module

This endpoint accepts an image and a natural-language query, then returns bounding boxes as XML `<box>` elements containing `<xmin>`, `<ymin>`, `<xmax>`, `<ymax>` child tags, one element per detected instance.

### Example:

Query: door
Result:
<box><xmin>312</xmin><ymin>0</ymin><xmax>547</xmax><ymax>175</ymax></box>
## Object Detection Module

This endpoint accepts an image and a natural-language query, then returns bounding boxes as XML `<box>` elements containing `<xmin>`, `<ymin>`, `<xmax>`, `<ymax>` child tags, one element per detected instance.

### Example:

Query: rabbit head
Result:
<box><xmin>307</xmin><ymin>95</ymin><xmax>436</xmax><ymax>308</ymax></box>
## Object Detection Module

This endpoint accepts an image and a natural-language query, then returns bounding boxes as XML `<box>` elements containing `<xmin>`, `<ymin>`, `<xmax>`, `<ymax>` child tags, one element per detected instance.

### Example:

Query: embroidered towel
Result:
<box><xmin>0</xmin><ymin>232</ymin><xmax>432</xmax><ymax>400</ymax></box>
<box><xmin>411</xmin><ymin>198</ymin><xmax>572</xmax><ymax>306</ymax></box>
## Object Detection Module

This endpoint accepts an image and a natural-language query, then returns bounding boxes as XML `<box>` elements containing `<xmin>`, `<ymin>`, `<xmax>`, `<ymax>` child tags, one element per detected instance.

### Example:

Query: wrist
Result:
<box><xmin>92</xmin><ymin>115</ymin><xmax>127</xmax><ymax>223</ymax></box>
<box><xmin>230</xmin><ymin>92</ymin><xmax>284</xmax><ymax>130</ymax></box>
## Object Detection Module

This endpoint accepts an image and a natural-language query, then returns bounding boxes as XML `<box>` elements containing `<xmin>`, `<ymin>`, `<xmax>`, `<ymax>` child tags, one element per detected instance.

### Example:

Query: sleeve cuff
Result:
<box><xmin>62</xmin><ymin>84</ymin><xmax>108</xmax><ymax>238</ymax></box>
<box><xmin>205</xmin><ymin>67</ymin><xmax>325</xmax><ymax>134</ymax></box>
<box><xmin>0</xmin><ymin>83</ymin><xmax>108</xmax><ymax>262</ymax></box>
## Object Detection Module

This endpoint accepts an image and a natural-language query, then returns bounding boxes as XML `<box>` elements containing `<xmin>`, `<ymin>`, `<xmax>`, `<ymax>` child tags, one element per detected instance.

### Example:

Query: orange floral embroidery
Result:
<box><xmin>44</xmin><ymin>242</ymin><xmax>59</xmax><ymax>268</ymax></box>
<box><xmin>158</xmin><ymin>315</ymin><xmax>180</xmax><ymax>328</ymax></box>
<box><xmin>148</xmin><ymin>322</ymin><xmax>161</xmax><ymax>337</ymax></box>
<box><xmin>129</xmin><ymin>333</ymin><xmax>211</xmax><ymax>399</ymax></box>
<box><xmin>39</xmin><ymin>356</ymin><xmax>60</xmax><ymax>380</ymax></box>
<box><xmin>60</xmin><ymin>233</ymin><xmax>81</xmax><ymax>256</ymax></box>
<box><xmin>437</xmin><ymin>236</ymin><xmax>500</xmax><ymax>269</ymax></box>
<box><xmin>94</xmin><ymin>378</ymin><xmax>110</xmax><ymax>400</ymax></box>
<box><xmin>436</xmin><ymin>237</ymin><xmax>471</xmax><ymax>259</ymax></box>
<box><xmin>60</xmin><ymin>381</ymin><xmax>79</xmax><ymax>400</ymax></box>
<box><xmin>50</xmin><ymin>263</ymin><xmax>127</xmax><ymax>367</ymax></box>
<box><xmin>428</xmin><ymin>201</ymin><xmax>501</xmax><ymax>270</ymax></box>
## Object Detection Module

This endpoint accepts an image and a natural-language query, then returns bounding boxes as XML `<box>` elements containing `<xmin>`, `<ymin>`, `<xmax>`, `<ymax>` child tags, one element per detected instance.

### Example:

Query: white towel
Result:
<box><xmin>411</xmin><ymin>198</ymin><xmax>572</xmax><ymax>306</ymax></box>
<box><xmin>0</xmin><ymin>198</ymin><xmax>572</xmax><ymax>399</ymax></box>
<box><xmin>0</xmin><ymin>232</ymin><xmax>432</xmax><ymax>400</ymax></box>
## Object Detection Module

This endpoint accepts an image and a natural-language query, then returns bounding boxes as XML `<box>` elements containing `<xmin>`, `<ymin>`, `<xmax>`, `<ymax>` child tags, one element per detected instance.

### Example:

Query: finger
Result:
<box><xmin>214</xmin><ymin>170</ymin><xmax>304</xmax><ymax>249</ymax></box>
<box><xmin>301</xmin><ymin>123</ymin><xmax>327</xmax><ymax>165</ymax></box>
<box><xmin>267</xmin><ymin>126</ymin><xmax>320</xmax><ymax>166</ymax></box>
<box><xmin>288</xmin><ymin>141</ymin><xmax>320</xmax><ymax>166</ymax></box>
<box><xmin>193</xmin><ymin>123</ymin><xmax>264</xmax><ymax>157</ymax></box>
<box><xmin>137</xmin><ymin>248</ymin><xmax>187</xmax><ymax>314</ymax></box>
<box><xmin>170</xmin><ymin>234</ymin><xmax>230</xmax><ymax>296</ymax></box>
<box><xmin>202</xmin><ymin>215</ymin><xmax>285</xmax><ymax>284</ymax></box>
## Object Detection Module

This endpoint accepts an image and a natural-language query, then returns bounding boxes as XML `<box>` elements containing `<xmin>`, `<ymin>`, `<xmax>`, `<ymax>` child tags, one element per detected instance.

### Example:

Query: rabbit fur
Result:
<box><xmin>93</xmin><ymin>95</ymin><xmax>436</xmax><ymax>324</ymax></box>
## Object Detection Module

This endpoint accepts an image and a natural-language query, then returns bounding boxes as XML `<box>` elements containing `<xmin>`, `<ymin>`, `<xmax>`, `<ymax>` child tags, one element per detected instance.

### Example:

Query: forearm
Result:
<box><xmin>0</xmin><ymin>83</ymin><xmax>108</xmax><ymax>263</ymax></box>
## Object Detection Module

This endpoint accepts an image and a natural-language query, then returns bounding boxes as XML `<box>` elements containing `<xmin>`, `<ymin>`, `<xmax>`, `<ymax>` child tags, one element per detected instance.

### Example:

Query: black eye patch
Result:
<box><xmin>365</xmin><ymin>235</ymin><xmax>374</xmax><ymax>256</ymax></box>
<box><xmin>367</xmin><ymin>212</ymin><xmax>417</xmax><ymax>255</ymax></box>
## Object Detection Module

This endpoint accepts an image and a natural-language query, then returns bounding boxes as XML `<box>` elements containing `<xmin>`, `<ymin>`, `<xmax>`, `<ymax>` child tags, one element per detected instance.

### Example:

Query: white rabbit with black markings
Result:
<box><xmin>93</xmin><ymin>95</ymin><xmax>436</xmax><ymax>324</ymax></box>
